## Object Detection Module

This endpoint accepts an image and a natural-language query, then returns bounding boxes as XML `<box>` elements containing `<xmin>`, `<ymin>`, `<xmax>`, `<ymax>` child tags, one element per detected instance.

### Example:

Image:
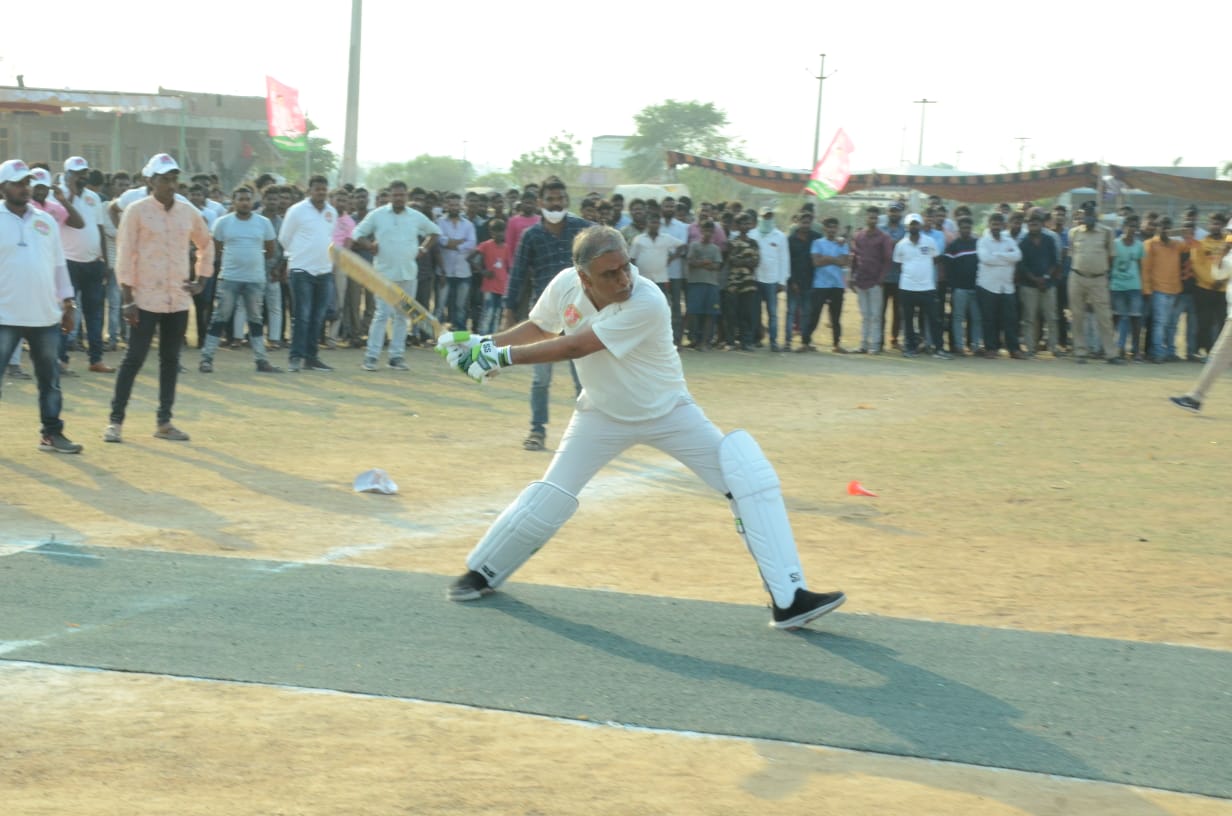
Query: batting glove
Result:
<box><xmin>464</xmin><ymin>339</ymin><xmax>513</xmax><ymax>383</ymax></box>
<box><xmin>435</xmin><ymin>330</ymin><xmax>487</xmax><ymax>361</ymax></box>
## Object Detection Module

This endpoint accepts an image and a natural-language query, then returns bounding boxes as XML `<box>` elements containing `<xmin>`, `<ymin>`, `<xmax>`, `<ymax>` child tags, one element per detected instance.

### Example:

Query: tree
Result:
<box><xmin>510</xmin><ymin>132</ymin><xmax>581</xmax><ymax>188</ymax></box>
<box><xmin>1046</xmin><ymin>159</ymin><xmax>1074</xmax><ymax>168</ymax></box>
<box><xmin>472</xmin><ymin>171</ymin><xmax>516</xmax><ymax>191</ymax></box>
<box><xmin>623</xmin><ymin>100</ymin><xmax>748</xmax><ymax>182</ymax></box>
<box><xmin>256</xmin><ymin>120</ymin><xmax>339</xmax><ymax>185</ymax></box>
<box><xmin>363</xmin><ymin>154</ymin><xmax>474</xmax><ymax>193</ymax></box>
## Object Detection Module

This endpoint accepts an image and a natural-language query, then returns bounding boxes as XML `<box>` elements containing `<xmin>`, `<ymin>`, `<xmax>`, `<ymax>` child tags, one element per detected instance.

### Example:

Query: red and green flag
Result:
<box><xmin>266</xmin><ymin>76</ymin><xmax>307</xmax><ymax>153</ymax></box>
<box><xmin>806</xmin><ymin>129</ymin><xmax>854</xmax><ymax>199</ymax></box>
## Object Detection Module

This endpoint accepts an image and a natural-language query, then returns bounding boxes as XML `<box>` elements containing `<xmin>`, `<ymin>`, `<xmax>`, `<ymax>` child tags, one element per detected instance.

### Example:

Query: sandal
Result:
<box><xmin>522</xmin><ymin>431</ymin><xmax>545</xmax><ymax>451</ymax></box>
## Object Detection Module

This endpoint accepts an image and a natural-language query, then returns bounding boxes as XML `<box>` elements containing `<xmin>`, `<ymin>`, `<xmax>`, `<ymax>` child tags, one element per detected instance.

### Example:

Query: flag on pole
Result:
<box><xmin>266</xmin><ymin>76</ymin><xmax>307</xmax><ymax>153</ymax></box>
<box><xmin>805</xmin><ymin>129</ymin><xmax>854</xmax><ymax>199</ymax></box>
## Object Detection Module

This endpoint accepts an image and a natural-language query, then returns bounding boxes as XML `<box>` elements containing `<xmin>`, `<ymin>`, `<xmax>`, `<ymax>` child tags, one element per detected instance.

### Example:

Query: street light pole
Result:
<box><xmin>1014</xmin><ymin>136</ymin><xmax>1030</xmax><ymax>171</ymax></box>
<box><xmin>914</xmin><ymin>99</ymin><xmax>937</xmax><ymax>166</ymax></box>
<box><xmin>810</xmin><ymin>54</ymin><xmax>835</xmax><ymax>167</ymax></box>
<box><xmin>341</xmin><ymin>0</ymin><xmax>363</xmax><ymax>183</ymax></box>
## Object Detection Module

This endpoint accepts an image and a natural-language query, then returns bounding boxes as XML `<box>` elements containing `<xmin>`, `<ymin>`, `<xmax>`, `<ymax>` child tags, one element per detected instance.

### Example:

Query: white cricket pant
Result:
<box><xmin>533</xmin><ymin>398</ymin><xmax>810</xmax><ymax>605</ymax></box>
<box><xmin>541</xmin><ymin>398</ymin><xmax>728</xmax><ymax>497</ymax></box>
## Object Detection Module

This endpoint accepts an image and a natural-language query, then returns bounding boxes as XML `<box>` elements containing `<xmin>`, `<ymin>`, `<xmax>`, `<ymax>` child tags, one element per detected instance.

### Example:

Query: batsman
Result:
<box><xmin>437</xmin><ymin>226</ymin><xmax>846</xmax><ymax>630</ymax></box>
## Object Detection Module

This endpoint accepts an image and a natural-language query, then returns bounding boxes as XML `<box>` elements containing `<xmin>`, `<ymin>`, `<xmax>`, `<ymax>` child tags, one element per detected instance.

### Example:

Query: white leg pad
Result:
<box><xmin>466</xmin><ymin>480</ymin><xmax>578</xmax><ymax>589</ymax></box>
<box><xmin>719</xmin><ymin>430</ymin><xmax>806</xmax><ymax>608</ymax></box>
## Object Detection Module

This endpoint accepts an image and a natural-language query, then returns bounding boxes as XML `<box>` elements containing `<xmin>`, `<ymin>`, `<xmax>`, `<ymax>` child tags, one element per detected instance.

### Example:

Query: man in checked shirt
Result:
<box><xmin>104</xmin><ymin>154</ymin><xmax>213</xmax><ymax>443</ymax></box>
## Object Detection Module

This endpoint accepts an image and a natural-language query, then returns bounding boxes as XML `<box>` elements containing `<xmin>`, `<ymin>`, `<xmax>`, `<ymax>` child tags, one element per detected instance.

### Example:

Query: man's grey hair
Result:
<box><xmin>572</xmin><ymin>226</ymin><xmax>628</xmax><ymax>273</ymax></box>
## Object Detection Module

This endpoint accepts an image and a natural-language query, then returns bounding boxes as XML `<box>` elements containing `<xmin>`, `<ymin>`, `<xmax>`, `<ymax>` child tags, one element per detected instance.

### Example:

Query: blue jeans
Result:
<box><xmin>785</xmin><ymin>285</ymin><xmax>809</xmax><ymax>347</ymax></box>
<box><xmin>105</xmin><ymin>267</ymin><xmax>123</xmax><ymax>344</ymax></box>
<box><xmin>1151</xmin><ymin>292</ymin><xmax>1179</xmax><ymax>360</ymax></box>
<box><xmin>480</xmin><ymin>291</ymin><xmax>504</xmax><ymax>335</ymax></box>
<box><xmin>264</xmin><ymin>280</ymin><xmax>284</xmax><ymax>343</ymax></box>
<box><xmin>530</xmin><ymin>360</ymin><xmax>582</xmax><ymax>436</ymax></box>
<box><xmin>63</xmin><ymin>259</ymin><xmax>106</xmax><ymax>364</ymax></box>
<box><xmin>109</xmin><ymin>309</ymin><xmax>189</xmax><ymax>425</ymax></box>
<box><xmin>1177</xmin><ymin>291</ymin><xmax>1198</xmax><ymax>357</ymax></box>
<box><xmin>0</xmin><ymin>323</ymin><xmax>64</xmax><ymax>435</ymax></box>
<box><xmin>289</xmin><ymin>270</ymin><xmax>332</xmax><ymax>363</ymax></box>
<box><xmin>202</xmin><ymin>280</ymin><xmax>269</xmax><ymax>362</ymax></box>
<box><xmin>757</xmin><ymin>282</ymin><xmax>780</xmax><ymax>349</ymax></box>
<box><xmin>445</xmin><ymin>276</ymin><xmax>471</xmax><ymax>330</ymax></box>
<box><xmin>950</xmin><ymin>288</ymin><xmax>983</xmax><ymax>351</ymax></box>
<box><xmin>365</xmin><ymin>279</ymin><xmax>415</xmax><ymax>362</ymax></box>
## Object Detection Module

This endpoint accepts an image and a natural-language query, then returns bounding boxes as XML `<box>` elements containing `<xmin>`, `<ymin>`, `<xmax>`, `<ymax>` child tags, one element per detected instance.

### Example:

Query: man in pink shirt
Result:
<box><xmin>504</xmin><ymin>191</ymin><xmax>541</xmax><ymax>258</ymax></box>
<box><xmin>327</xmin><ymin>188</ymin><xmax>356</xmax><ymax>347</ymax></box>
<box><xmin>29</xmin><ymin>168</ymin><xmax>83</xmax><ymax>228</ymax></box>
<box><xmin>104</xmin><ymin>154</ymin><xmax>213</xmax><ymax>443</ymax></box>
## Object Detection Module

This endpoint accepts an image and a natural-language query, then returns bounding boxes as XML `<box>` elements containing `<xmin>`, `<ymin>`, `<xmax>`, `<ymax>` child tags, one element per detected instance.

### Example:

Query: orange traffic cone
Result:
<box><xmin>847</xmin><ymin>480</ymin><xmax>878</xmax><ymax>497</ymax></box>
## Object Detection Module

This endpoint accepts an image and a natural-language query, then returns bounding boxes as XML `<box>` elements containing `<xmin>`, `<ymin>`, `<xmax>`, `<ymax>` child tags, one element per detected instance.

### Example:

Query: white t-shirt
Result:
<box><xmin>892</xmin><ymin>234</ymin><xmax>939</xmax><ymax>291</ymax></box>
<box><xmin>279</xmin><ymin>199</ymin><xmax>338</xmax><ymax>276</ymax></box>
<box><xmin>58</xmin><ymin>186</ymin><xmax>104</xmax><ymax>262</ymax></box>
<box><xmin>115</xmin><ymin>187</ymin><xmax>190</xmax><ymax>211</ymax></box>
<box><xmin>196</xmin><ymin>205</ymin><xmax>218</xmax><ymax>232</ymax></box>
<box><xmin>529</xmin><ymin>265</ymin><xmax>688</xmax><ymax>422</ymax></box>
<box><xmin>629</xmin><ymin>232</ymin><xmax>684</xmax><ymax>284</ymax></box>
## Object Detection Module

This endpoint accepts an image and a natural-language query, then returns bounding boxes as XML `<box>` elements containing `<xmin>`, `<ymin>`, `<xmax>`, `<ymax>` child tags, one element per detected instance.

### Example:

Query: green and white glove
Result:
<box><xmin>464</xmin><ymin>339</ymin><xmax>513</xmax><ymax>383</ymax></box>
<box><xmin>436</xmin><ymin>330</ymin><xmax>489</xmax><ymax>375</ymax></box>
<box><xmin>436</xmin><ymin>330</ymin><xmax>486</xmax><ymax>360</ymax></box>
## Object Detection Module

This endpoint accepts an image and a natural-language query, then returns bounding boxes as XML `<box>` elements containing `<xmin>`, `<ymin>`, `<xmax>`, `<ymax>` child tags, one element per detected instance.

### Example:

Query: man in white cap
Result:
<box><xmin>5</xmin><ymin>167</ymin><xmax>84</xmax><ymax>381</ymax></box>
<box><xmin>58</xmin><ymin>156</ymin><xmax>112</xmax><ymax>374</ymax></box>
<box><xmin>0</xmin><ymin>159</ymin><xmax>83</xmax><ymax>453</ymax></box>
<box><xmin>105</xmin><ymin>154</ymin><xmax>213</xmax><ymax>443</ymax></box>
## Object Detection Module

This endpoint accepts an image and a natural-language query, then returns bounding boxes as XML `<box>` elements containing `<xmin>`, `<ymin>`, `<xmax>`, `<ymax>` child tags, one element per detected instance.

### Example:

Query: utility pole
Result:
<box><xmin>914</xmin><ymin>99</ymin><xmax>937</xmax><ymax>166</ymax></box>
<box><xmin>341</xmin><ymin>0</ymin><xmax>363</xmax><ymax>183</ymax></box>
<box><xmin>810</xmin><ymin>54</ymin><xmax>835</xmax><ymax>167</ymax></box>
<box><xmin>1014</xmin><ymin>136</ymin><xmax>1030</xmax><ymax>171</ymax></box>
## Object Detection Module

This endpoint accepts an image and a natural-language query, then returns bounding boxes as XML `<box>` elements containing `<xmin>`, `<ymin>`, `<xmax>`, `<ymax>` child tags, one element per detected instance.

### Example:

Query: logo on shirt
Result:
<box><xmin>564</xmin><ymin>304</ymin><xmax>582</xmax><ymax>328</ymax></box>
<box><xmin>33</xmin><ymin>219</ymin><xmax>51</xmax><ymax>235</ymax></box>
<box><xmin>324</xmin><ymin>211</ymin><xmax>335</xmax><ymax>224</ymax></box>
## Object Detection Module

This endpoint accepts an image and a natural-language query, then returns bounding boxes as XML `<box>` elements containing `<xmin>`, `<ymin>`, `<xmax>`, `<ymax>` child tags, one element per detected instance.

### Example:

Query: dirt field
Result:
<box><xmin>2</xmin><ymin>336</ymin><xmax>1229</xmax><ymax>815</ymax></box>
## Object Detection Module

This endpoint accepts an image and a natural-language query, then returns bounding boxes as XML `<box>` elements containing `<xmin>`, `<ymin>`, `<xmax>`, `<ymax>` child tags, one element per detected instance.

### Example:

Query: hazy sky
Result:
<box><xmin>4</xmin><ymin>1</ymin><xmax>1229</xmax><ymax>177</ymax></box>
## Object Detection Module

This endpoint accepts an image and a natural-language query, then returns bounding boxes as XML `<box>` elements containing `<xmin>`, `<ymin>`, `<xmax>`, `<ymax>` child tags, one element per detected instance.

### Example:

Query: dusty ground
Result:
<box><xmin>1</xmin><ymin>331</ymin><xmax>1229</xmax><ymax>815</ymax></box>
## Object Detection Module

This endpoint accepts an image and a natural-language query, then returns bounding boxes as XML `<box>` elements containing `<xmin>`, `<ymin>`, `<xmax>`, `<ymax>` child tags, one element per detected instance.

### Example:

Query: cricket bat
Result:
<box><xmin>330</xmin><ymin>244</ymin><xmax>443</xmax><ymax>337</ymax></box>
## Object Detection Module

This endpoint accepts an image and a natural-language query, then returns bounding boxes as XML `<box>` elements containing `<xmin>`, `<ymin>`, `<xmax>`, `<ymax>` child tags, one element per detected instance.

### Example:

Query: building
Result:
<box><xmin>589</xmin><ymin>135</ymin><xmax>632</xmax><ymax>170</ymax></box>
<box><xmin>0</xmin><ymin>84</ymin><xmax>278</xmax><ymax>189</ymax></box>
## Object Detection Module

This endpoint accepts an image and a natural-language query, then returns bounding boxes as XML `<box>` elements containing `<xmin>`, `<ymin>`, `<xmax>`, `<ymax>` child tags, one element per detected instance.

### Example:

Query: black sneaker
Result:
<box><xmin>447</xmin><ymin>569</ymin><xmax>493</xmax><ymax>602</ymax></box>
<box><xmin>199</xmin><ymin>359</ymin><xmax>213</xmax><ymax>373</ymax></box>
<box><xmin>770</xmin><ymin>588</ymin><xmax>846</xmax><ymax>630</ymax></box>
<box><xmin>1170</xmin><ymin>395</ymin><xmax>1202</xmax><ymax>413</ymax></box>
<box><xmin>39</xmin><ymin>433</ymin><xmax>83</xmax><ymax>454</ymax></box>
<box><xmin>255</xmin><ymin>360</ymin><xmax>283</xmax><ymax>373</ymax></box>
<box><xmin>307</xmin><ymin>359</ymin><xmax>333</xmax><ymax>372</ymax></box>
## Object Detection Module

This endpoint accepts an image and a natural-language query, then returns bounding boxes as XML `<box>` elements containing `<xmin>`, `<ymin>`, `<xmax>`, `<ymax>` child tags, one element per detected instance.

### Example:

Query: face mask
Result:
<box><xmin>758</xmin><ymin>218</ymin><xmax>774</xmax><ymax>234</ymax></box>
<box><xmin>542</xmin><ymin>209</ymin><xmax>566</xmax><ymax>225</ymax></box>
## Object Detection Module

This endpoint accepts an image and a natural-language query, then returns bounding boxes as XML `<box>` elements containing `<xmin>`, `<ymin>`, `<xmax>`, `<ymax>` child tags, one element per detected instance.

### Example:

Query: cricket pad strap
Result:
<box><xmin>719</xmin><ymin>430</ymin><xmax>806</xmax><ymax>608</ymax></box>
<box><xmin>466</xmin><ymin>480</ymin><xmax>578</xmax><ymax>589</ymax></box>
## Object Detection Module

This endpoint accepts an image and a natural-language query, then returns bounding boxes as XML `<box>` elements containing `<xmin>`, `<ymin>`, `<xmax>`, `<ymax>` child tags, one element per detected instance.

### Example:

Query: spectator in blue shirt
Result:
<box><xmin>806</xmin><ymin>217</ymin><xmax>850</xmax><ymax>353</ymax></box>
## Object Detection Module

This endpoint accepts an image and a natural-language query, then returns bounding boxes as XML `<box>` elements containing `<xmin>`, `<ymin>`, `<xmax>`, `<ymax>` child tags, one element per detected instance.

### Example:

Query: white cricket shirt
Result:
<box><xmin>529</xmin><ymin>265</ymin><xmax>688</xmax><ymax>422</ymax></box>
